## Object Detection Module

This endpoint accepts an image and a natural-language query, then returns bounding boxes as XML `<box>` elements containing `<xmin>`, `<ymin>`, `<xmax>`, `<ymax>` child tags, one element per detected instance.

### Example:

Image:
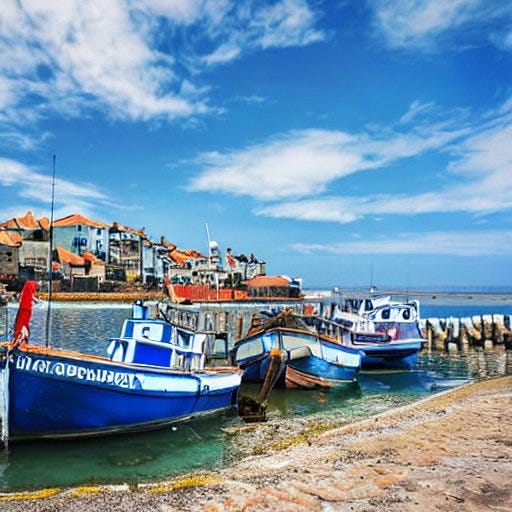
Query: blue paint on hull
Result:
<box><xmin>5</xmin><ymin>350</ymin><xmax>239</xmax><ymax>440</ymax></box>
<box><xmin>359</xmin><ymin>342</ymin><xmax>423</xmax><ymax>367</ymax></box>
<box><xmin>289</xmin><ymin>355</ymin><xmax>358</xmax><ymax>383</ymax></box>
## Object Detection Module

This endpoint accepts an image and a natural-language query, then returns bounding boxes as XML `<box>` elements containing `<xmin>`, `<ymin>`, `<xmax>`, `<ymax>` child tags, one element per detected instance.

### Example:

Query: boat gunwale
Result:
<box><xmin>1</xmin><ymin>342</ymin><xmax>240</xmax><ymax>376</ymax></box>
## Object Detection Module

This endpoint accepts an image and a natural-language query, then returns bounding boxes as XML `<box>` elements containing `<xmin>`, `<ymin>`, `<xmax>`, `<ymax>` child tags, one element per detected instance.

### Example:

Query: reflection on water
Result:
<box><xmin>0</xmin><ymin>303</ymin><xmax>511</xmax><ymax>492</ymax></box>
<box><xmin>0</xmin><ymin>410</ymin><xmax>239</xmax><ymax>492</ymax></box>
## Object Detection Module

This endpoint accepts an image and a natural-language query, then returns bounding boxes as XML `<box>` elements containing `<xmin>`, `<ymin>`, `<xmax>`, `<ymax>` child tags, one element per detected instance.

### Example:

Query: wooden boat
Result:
<box><xmin>230</xmin><ymin>311</ymin><xmax>362</xmax><ymax>389</ymax></box>
<box><xmin>0</xmin><ymin>281</ymin><xmax>241</xmax><ymax>443</ymax></box>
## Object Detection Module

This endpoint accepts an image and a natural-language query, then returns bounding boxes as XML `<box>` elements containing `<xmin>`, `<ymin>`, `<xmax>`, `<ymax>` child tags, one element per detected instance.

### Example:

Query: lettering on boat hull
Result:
<box><xmin>15</xmin><ymin>354</ymin><xmax>136</xmax><ymax>390</ymax></box>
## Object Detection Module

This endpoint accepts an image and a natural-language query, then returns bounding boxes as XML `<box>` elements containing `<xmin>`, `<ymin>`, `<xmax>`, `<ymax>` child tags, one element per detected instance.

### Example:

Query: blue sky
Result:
<box><xmin>1</xmin><ymin>0</ymin><xmax>511</xmax><ymax>289</ymax></box>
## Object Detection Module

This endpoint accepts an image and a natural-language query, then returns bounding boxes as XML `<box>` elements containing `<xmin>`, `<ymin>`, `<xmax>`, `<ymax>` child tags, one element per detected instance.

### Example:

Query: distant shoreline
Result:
<box><xmin>36</xmin><ymin>291</ymin><xmax>165</xmax><ymax>302</ymax></box>
<box><xmin>3</xmin><ymin>288</ymin><xmax>511</xmax><ymax>306</ymax></box>
<box><xmin>305</xmin><ymin>289</ymin><xmax>512</xmax><ymax>306</ymax></box>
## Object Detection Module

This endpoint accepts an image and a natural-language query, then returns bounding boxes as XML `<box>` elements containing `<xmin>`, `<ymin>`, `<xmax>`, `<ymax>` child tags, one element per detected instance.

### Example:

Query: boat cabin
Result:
<box><xmin>233</xmin><ymin>329</ymin><xmax>325</xmax><ymax>364</ymax></box>
<box><xmin>369</xmin><ymin>302</ymin><xmax>420</xmax><ymax>323</ymax></box>
<box><xmin>365</xmin><ymin>301</ymin><xmax>423</xmax><ymax>341</ymax></box>
<box><xmin>107</xmin><ymin>318</ymin><xmax>207</xmax><ymax>371</ymax></box>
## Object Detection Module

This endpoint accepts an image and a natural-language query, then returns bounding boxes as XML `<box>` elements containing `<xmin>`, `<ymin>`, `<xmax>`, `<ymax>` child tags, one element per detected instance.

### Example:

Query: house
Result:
<box><xmin>108</xmin><ymin>222</ymin><xmax>146</xmax><ymax>282</ymax></box>
<box><xmin>53</xmin><ymin>214</ymin><xmax>109</xmax><ymax>261</ymax></box>
<box><xmin>0</xmin><ymin>230</ymin><xmax>22</xmax><ymax>278</ymax></box>
<box><xmin>54</xmin><ymin>246</ymin><xmax>105</xmax><ymax>280</ymax></box>
<box><xmin>0</xmin><ymin>211</ymin><xmax>50</xmax><ymax>274</ymax></box>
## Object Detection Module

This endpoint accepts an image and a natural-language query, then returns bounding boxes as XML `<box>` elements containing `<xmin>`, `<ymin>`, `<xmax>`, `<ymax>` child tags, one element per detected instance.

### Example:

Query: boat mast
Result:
<box><xmin>45</xmin><ymin>154</ymin><xmax>56</xmax><ymax>348</ymax></box>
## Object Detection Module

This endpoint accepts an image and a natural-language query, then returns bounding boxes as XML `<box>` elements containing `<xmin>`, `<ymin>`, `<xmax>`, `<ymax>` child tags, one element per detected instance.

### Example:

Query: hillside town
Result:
<box><xmin>0</xmin><ymin>211</ymin><xmax>267</xmax><ymax>296</ymax></box>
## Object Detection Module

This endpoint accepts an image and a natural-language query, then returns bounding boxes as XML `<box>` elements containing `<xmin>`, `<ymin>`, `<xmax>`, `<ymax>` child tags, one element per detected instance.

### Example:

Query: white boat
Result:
<box><xmin>332</xmin><ymin>296</ymin><xmax>426</xmax><ymax>367</ymax></box>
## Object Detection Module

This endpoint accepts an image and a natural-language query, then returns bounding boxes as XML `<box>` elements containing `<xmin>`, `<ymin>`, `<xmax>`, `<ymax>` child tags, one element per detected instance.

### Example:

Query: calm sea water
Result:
<box><xmin>0</xmin><ymin>300</ymin><xmax>511</xmax><ymax>492</ymax></box>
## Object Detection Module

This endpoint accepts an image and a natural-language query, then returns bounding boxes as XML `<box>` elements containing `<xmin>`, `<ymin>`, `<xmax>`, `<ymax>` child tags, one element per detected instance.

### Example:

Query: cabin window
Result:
<box><xmin>212</xmin><ymin>338</ymin><xmax>228</xmax><ymax>357</ymax></box>
<box><xmin>282</xmin><ymin>333</ymin><xmax>316</xmax><ymax>351</ymax></box>
<box><xmin>236</xmin><ymin>317</ymin><xmax>244</xmax><ymax>339</ymax></box>
<box><xmin>402</xmin><ymin>309</ymin><xmax>411</xmax><ymax>320</ymax></box>
<box><xmin>204</xmin><ymin>314</ymin><xmax>213</xmax><ymax>331</ymax></box>
<box><xmin>177</xmin><ymin>330</ymin><xmax>192</xmax><ymax>348</ymax></box>
<box><xmin>236</xmin><ymin>339</ymin><xmax>263</xmax><ymax>360</ymax></box>
<box><xmin>381</xmin><ymin>308</ymin><xmax>390</xmax><ymax>320</ymax></box>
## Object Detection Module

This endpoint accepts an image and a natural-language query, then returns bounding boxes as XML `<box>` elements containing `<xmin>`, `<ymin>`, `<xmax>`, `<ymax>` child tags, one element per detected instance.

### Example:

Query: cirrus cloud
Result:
<box><xmin>292</xmin><ymin>230</ymin><xmax>512</xmax><ymax>257</ymax></box>
<box><xmin>0</xmin><ymin>0</ymin><xmax>324</xmax><ymax>132</ymax></box>
<box><xmin>369</xmin><ymin>0</ymin><xmax>512</xmax><ymax>51</ymax></box>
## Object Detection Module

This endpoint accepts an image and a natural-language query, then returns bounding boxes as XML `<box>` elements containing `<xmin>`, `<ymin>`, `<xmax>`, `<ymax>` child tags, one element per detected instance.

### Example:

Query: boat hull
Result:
<box><xmin>4</xmin><ymin>349</ymin><xmax>240</xmax><ymax>440</ymax></box>
<box><xmin>285</xmin><ymin>356</ymin><xmax>358</xmax><ymax>389</ymax></box>
<box><xmin>357</xmin><ymin>341</ymin><xmax>424</xmax><ymax>367</ymax></box>
<box><xmin>237</xmin><ymin>348</ymin><xmax>360</xmax><ymax>389</ymax></box>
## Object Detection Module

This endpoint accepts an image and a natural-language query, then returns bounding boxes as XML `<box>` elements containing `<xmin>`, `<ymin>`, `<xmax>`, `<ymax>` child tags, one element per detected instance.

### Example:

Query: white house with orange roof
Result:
<box><xmin>53</xmin><ymin>214</ymin><xmax>109</xmax><ymax>261</ymax></box>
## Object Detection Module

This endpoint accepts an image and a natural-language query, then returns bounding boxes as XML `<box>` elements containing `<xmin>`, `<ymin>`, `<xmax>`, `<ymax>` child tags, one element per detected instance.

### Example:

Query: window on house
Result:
<box><xmin>97</xmin><ymin>228</ymin><xmax>102</xmax><ymax>235</ymax></box>
<box><xmin>77</xmin><ymin>225</ymin><xmax>82</xmax><ymax>232</ymax></box>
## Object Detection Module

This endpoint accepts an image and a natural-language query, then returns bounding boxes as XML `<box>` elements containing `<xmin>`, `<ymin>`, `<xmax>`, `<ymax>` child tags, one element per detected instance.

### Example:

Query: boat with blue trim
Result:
<box><xmin>0</xmin><ymin>281</ymin><xmax>241</xmax><ymax>442</ymax></box>
<box><xmin>230</xmin><ymin>310</ymin><xmax>362</xmax><ymax>389</ymax></box>
<box><xmin>333</xmin><ymin>296</ymin><xmax>426</xmax><ymax>367</ymax></box>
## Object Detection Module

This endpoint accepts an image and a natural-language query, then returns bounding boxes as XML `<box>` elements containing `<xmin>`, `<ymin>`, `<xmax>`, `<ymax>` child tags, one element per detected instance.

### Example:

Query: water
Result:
<box><xmin>0</xmin><ymin>301</ymin><xmax>511</xmax><ymax>492</ymax></box>
<box><xmin>422</xmin><ymin>303</ymin><xmax>512</xmax><ymax>318</ymax></box>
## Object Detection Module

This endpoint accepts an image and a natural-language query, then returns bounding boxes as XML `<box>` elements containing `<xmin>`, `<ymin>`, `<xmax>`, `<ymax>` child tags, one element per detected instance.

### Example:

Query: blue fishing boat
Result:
<box><xmin>0</xmin><ymin>282</ymin><xmax>241</xmax><ymax>442</ymax></box>
<box><xmin>231</xmin><ymin>311</ymin><xmax>362</xmax><ymax>389</ymax></box>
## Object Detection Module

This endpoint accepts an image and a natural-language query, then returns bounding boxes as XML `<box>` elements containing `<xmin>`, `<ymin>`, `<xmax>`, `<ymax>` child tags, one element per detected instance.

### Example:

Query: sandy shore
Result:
<box><xmin>1</xmin><ymin>376</ymin><xmax>511</xmax><ymax>511</ymax></box>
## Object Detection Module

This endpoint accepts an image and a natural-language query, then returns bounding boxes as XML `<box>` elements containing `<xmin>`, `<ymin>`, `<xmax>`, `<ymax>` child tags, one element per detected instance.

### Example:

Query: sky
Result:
<box><xmin>0</xmin><ymin>0</ymin><xmax>511</xmax><ymax>290</ymax></box>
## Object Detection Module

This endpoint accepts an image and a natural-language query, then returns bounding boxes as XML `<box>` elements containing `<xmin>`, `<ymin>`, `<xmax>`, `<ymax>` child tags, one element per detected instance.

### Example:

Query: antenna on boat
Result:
<box><xmin>406</xmin><ymin>256</ymin><xmax>411</xmax><ymax>301</ymax></box>
<box><xmin>370</xmin><ymin>255</ymin><xmax>374</xmax><ymax>293</ymax></box>
<box><xmin>45</xmin><ymin>154</ymin><xmax>56</xmax><ymax>348</ymax></box>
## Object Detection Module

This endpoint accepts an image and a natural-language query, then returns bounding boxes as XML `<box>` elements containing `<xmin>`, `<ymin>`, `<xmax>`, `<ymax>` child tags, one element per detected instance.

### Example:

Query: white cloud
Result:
<box><xmin>251</xmin><ymin>0</ymin><xmax>325</xmax><ymax>49</ymax></box>
<box><xmin>188</xmin><ymin>119</ymin><xmax>467</xmax><ymax>201</ymax></box>
<box><xmin>0</xmin><ymin>157</ymin><xmax>112</xmax><ymax>218</ymax></box>
<box><xmin>399</xmin><ymin>100</ymin><xmax>436</xmax><ymax>124</ymax></box>
<box><xmin>189</xmin><ymin>95</ymin><xmax>512</xmax><ymax>222</ymax></box>
<box><xmin>0</xmin><ymin>0</ymin><xmax>203</xmax><ymax>125</ymax></box>
<box><xmin>292</xmin><ymin>230</ymin><xmax>512</xmax><ymax>257</ymax></box>
<box><xmin>188</xmin><ymin>130</ymin><xmax>372</xmax><ymax>199</ymax></box>
<box><xmin>198</xmin><ymin>0</ymin><xmax>324</xmax><ymax>67</ymax></box>
<box><xmin>140</xmin><ymin>0</ymin><xmax>204</xmax><ymax>24</ymax></box>
<box><xmin>202</xmin><ymin>43</ymin><xmax>242</xmax><ymax>66</ymax></box>
<box><xmin>370</xmin><ymin>0</ymin><xmax>512</xmax><ymax>50</ymax></box>
<box><xmin>0</xmin><ymin>0</ymin><xmax>324</xmax><ymax>132</ymax></box>
<box><xmin>256</xmin><ymin>120</ymin><xmax>512</xmax><ymax>223</ymax></box>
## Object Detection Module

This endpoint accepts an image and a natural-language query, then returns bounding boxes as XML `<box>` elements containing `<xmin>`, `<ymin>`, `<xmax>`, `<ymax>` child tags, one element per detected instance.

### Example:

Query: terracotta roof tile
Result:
<box><xmin>0</xmin><ymin>230</ymin><xmax>22</xmax><ymax>247</ymax></box>
<box><xmin>55</xmin><ymin>246</ymin><xmax>85</xmax><ymax>266</ymax></box>
<box><xmin>54</xmin><ymin>214</ymin><xmax>108</xmax><ymax>229</ymax></box>
<box><xmin>110</xmin><ymin>222</ymin><xmax>146</xmax><ymax>237</ymax></box>
<box><xmin>0</xmin><ymin>211</ymin><xmax>49</xmax><ymax>231</ymax></box>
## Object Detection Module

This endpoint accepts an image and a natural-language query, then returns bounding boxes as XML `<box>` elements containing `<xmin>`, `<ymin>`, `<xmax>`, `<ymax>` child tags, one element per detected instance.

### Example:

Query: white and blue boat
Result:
<box><xmin>0</xmin><ymin>282</ymin><xmax>241</xmax><ymax>442</ymax></box>
<box><xmin>231</xmin><ymin>311</ymin><xmax>362</xmax><ymax>389</ymax></box>
<box><xmin>336</xmin><ymin>296</ymin><xmax>426</xmax><ymax>367</ymax></box>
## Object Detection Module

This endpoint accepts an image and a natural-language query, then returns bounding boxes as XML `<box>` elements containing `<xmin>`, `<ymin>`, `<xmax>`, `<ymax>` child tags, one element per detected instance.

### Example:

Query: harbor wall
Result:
<box><xmin>421</xmin><ymin>314</ymin><xmax>512</xmax><ymax>351</ymax></box>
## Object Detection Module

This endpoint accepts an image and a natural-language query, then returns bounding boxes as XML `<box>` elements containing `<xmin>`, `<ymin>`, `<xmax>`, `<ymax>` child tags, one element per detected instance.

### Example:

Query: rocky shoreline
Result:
<box><xmin>1</xmin><ymin>376</ymin><xmax>511</xmax><ymax>511</ymax></box>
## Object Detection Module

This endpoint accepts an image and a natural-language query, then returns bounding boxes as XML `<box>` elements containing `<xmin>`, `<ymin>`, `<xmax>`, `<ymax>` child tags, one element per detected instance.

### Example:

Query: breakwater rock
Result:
<box><xmin>421</xmin><ymin>314</ymin><xmax>512</xmax><ymax>351</ymax></box>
